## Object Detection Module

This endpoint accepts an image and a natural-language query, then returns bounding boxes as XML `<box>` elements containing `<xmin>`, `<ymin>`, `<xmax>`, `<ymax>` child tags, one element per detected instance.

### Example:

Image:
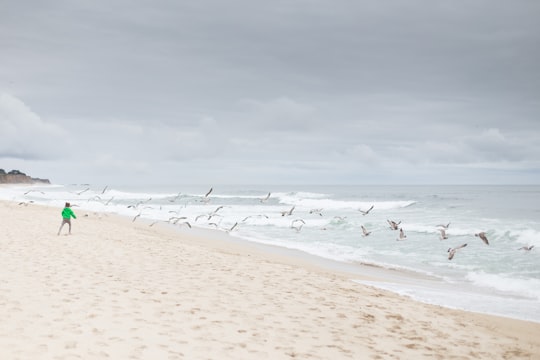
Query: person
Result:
<box><xmin>58</xmin><ymin>202</ymin><xmax>77</xmax><ymax>235</ymax></box>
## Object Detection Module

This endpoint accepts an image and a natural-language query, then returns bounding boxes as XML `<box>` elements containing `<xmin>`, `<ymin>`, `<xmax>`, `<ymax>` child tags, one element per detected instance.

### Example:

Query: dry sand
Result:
<box><xmin>1</xmin><ymin>200</ymin><xmax>539</xmax><ymax>359</ymax></box>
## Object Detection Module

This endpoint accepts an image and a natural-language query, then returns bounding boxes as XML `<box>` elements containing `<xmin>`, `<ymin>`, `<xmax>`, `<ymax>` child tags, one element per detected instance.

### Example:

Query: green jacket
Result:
<box><xmin>61</xmin><ymin>207</ymin><xmax>77</xmax><ymax>219</ymax></box>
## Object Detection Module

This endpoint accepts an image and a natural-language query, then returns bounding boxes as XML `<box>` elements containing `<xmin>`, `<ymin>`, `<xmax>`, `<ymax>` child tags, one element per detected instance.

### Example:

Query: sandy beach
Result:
<box><xmin>1</xmin><ymin>200</ymin><xmax>539</xmax><ymax>360</ymax></box>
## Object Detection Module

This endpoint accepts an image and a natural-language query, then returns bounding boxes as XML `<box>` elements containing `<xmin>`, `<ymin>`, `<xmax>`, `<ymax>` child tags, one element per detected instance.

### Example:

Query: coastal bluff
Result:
<box><xmin>0</xmin><ymin>169</ymin><xmax>50</xmax><ymax>184</ymax></box>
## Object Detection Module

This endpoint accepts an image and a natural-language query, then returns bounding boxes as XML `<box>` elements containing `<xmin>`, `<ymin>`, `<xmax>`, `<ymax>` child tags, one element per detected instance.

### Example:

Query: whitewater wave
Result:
<box><xmin>275</xmin><ymin>196</ymin><xmax>416</xmax><ymax>212</ymax></box>
<box><xmin>466</xmin><ymin>271</ymin><xmax>540</xmax><ymax>301</ymax></box>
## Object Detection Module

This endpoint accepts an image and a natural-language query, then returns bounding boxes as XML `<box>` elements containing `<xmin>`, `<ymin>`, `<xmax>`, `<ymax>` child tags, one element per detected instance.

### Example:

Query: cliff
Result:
<box><xmin>0</xmin><ymin>169</ymin><xmax>50</xmax><ymax>184</ymax></box>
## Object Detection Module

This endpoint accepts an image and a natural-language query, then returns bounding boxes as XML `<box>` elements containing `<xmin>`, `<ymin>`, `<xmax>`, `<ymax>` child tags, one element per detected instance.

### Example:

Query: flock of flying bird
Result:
<box><xmin>19</xmin><ymin>186</ymin><xmax>536</xmax><ymax>260</ymax></box>
<box><xmin>357</xmin><ymin>205</ymin><xmax>535</xmax><ymax>260</ymax></box>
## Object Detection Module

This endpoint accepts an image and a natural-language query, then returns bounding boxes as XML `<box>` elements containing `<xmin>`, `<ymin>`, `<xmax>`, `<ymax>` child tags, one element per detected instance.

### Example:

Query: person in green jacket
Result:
<box><xmin>58</xmin><ymin>202</ymin><xmax>77</xmax><ymax>235</ymax></box>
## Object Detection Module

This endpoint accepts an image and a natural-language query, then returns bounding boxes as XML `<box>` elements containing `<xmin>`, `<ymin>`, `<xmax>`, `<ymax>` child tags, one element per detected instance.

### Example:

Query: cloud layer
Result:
<box><xmin>1</xmin><ymin>1</ymin><xmax>539</xmax><ymax>185</ymax></box>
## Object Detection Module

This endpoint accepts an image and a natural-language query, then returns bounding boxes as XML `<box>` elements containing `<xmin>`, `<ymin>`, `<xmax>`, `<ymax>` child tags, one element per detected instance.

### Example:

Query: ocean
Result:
<box><xmin>2</xmin><ymin>183</ymin><xmax>539</xmax><ymax>323</ymax></box>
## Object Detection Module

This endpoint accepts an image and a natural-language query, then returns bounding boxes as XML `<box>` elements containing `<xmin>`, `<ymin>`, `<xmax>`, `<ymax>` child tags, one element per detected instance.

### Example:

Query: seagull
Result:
<box><xmin>208</xmin><ymin>213</ymin><xmax>223</xmax><ymax>222</ymax></box>
<box><xmin>169</xmin><ymin>216</ymin><xmax>187</xmax><ymax>224</ymax></box>
<box><xmin>361</xmin><ymin>225</ymin><xmax>371</xmax><ymax>237</ymax></box>
<box><xmin>75</xmin><ymin>188</ymin><xmax>90</xmax><ymax>195</ymax></box>
<box><xmin>101</xmin><ymin>185</ymin><xmax>108</xmax><ymax>194</ymax></box>
<box><xmin>291</xmin><ymin>219</ymin><xmax>305</xmax><ymax>232</ymax></box>
<box><xmin>437</xmin><ymin>222</ymin><xmax>451</xmax><ymax>230</ymax></box>
<box><xmin>518</xmin><ymin>245</ymin><xmax>535</xmax><ymax>251</ymax></box>
<box><xmin>211</xmin><ymin>206</ymin><xmax>224</xmax><ymax>215</ymax></box>
<box><xmin>128</xmin><ymin>198</ymin><xmax>152</xmax><ymax>209</ymax></box>
<box><xmin>132</xmin><ymin>213</ymin><xmax>141</xmax><ymax>222</ymax></box>
<box><xmin>260</xmin><ymin>192</ymin><xmax>271</xmax><ymax>203</ymax></box>
<box><xmin>227</xmin><ymin>222</ymin><xmax>238</xmax><ymax>233</ymax></box>
<box><xmin>309</xmin><ymin>208</ymin><xmax>323</xmax><ymax>216</ymax></box>
<box><xmin>397</xmin><ymin>228</ymin><xmax>407</xmax><ymax>241</ymax></box>
<box><xmin>242</xmin><ymin>214</ymin><xmax>269</xmax><ymax>222</ymax></box>
<box><xmin>387</xmin><ymin>219</ymin><xmax>401</xmax><ymax>230</ymax></box>
<box><xmin>281</xmin><ymin>206</ymin><xmax>295</xmax><ymax>217</ymax></box>
<box><xmin>448</xmin><ymin>243</ymin><xmax>468</xmax><ymax>260</ymax></box>
<box><xmin>168</xmin><ymin>192</ymin><xmax>182</xmax><ymax>202</ymax></box>
<box><xmin>195</xmin><ymin>214</ymin><xmax>210</xmax><ymax>222</ymax></box>
<box><xmin>177</xmin><ymin>221</ymin><xmax>192</xmax><ymax>229</ymax></box>
<box><xmin>438</xmin><ymin>228</ymin><xmax>448</xmax><ymax>240</ymax></box>
<box><xmin>359</xmin><ymin>205</ymin><xmax>374</xmax><ymax>216</ymax></box>
<box><xmin>23</xmin><ymin>190</ymin><xmax>45</xmax><ymax>195</ymax></box>
<box><xmin>475</xmin><ymin>232</ymin><xmax>490</xmax><ymax>245</ymax></box>
<box><xmin>200</xmin><ymin>187</ymin><xmax>213</xmax><ymax>203</ymax></box>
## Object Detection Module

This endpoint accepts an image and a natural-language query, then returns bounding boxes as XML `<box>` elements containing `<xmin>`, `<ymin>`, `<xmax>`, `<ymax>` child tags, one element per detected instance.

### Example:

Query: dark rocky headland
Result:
<box><xmin>0</xmin><ymin>169</ymin><xmax>50</xmax><ymax>184</ymax></box>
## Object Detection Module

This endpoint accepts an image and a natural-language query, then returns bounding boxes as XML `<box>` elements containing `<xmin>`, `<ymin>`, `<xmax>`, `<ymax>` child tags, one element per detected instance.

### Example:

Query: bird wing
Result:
<box><xmin>480</xmin><ymin>233</ymin><xmax>489</xmax><ymax>245</ymax></box>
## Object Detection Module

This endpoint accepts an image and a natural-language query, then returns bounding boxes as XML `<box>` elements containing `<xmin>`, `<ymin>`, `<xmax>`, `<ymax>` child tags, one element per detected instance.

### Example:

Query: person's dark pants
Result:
<box><xmin>58</xmin><ymin>218</ymin><xmax>71</xmax><ymax>235</ymax></box>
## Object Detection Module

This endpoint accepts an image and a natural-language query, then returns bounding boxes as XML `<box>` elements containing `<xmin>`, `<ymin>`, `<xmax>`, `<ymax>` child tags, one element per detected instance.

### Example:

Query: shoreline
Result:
<box><xmin>145</xmin><ymin>220</ymin><xmax>540</xmax><ymax>324</ymax></box>
<box><xmin>1</xmin><ymin>199</ymin><xmax>539</xmax><ymax>359</ymax></box>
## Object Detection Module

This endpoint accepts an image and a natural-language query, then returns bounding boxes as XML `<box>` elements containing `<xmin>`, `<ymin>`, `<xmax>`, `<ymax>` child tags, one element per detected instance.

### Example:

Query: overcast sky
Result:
<box><xmin>1</xmin><ymin>0</ymin><xmax>539</xmax><ymax>186</ymax></box>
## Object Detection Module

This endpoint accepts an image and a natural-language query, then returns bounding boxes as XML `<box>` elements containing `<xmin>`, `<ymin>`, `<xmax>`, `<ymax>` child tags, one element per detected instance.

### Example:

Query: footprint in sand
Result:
<box><xmin>64</xmin><ymin>341</ymin><xmax>77</xmax><ymax>349</ymax></box>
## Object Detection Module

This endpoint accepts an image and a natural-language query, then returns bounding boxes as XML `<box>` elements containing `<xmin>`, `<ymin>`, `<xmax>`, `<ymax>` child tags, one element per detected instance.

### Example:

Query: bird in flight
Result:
<box><xmin>438</xmin><ymin>228</ymin><xmax>448</xmax><ymax>240</ymax></box>
<box><xmin>178</xmin><ymin>221</ymin><xmax>192</xmax><ymax>229</ymax></box>
<box><xmin>132</xmin><ymin>213</ymin><xmax>141</xmax><ymax>222</ymax></box>
<box><xmin>448</xmin><ymin>243</ymin><xmax>467</xmax><ymax>260</ymax></box>
<box><xmin>260</xmin><ymin>192</ymin><xmax>271</xmax><ymax>203</ymax></box>
<box><xmin>200</xmin><ymin>187</ymin><xmax>213</xmax><ymax>203</ymax></box>
<box><xmin>169</xmin><ymin>216</ymin><xmax>188</xmax><ymax>224</ymax></box>
<box><xmin>75</xmin><ymin>188</ymin><xmax>89</xmax><ymax>195</ymax></box>
<box><xmin>281</xmin><ymin>206</ymin><xmax>295</xmax><ymax>217</ymax></box>
<box><xmin>309</xmin><ymin>208</ymin><xmax>323</xmax><ymax>216</ymax></box>
<box><xmin>437</xmin><ymin>222</ymin><xmax>451</xmax><ymax>230</ymax></box>
<box><xmin>168</xmin><ymin>192</ymin><xmax>182</xmax><ymax>202</ymax></box>
<box><xmin>518</xmin><ymin>245</ymin><xmax>534</xmax><ymax>251</ymax></box>
<box><xmin>195</xmin><ymin>214</ymin><xmax>210</xmax><ymax>222</ymax></box>
<box><xmin>290</xmin><ymin>219</ymin><xmax>305</xmax><ymax>232</ymax></box>
<box><xmin>242</xmin><ymin>214</ymin><xmax>269</xmax><ymax>222</ymax></box>
<box><xmin>397</xmin><ymin>228</ymin><xmax>407</xmax><ymax>241</ymax></box>
<box><xmin>359</xmin><ymin>205</ymin><xmax>374</xmax><ymax>216</ymax></box>
<box><xmin>24</xmin><ymin>190</ymin><xmax>45</xmax><ymax>195</ymax></box>
<box><xmin>387</xmin><ymin>219</ymin><xmax>401</xmax><ymax>230</ymax></box>
<box><xmin>361</xmin><ymin>225</ymin><xmax>371</xmax><ymax>237</ymax></box>
<box><xmin>227</xmin><ymin>222</ymin><xmax>238</xmax><ymax>233</ymax></box>
<box><xmin>475</xmin><ymin>232</ymin><xmax>490</xmax><ymax>245</ymax></box>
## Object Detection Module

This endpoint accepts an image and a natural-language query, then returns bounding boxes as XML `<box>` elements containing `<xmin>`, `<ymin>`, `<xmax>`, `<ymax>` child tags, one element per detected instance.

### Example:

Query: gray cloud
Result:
<box><xmin>0</xmin><ymin>93</ymin><xmax>69</xmax><ymax>159</ymax></box>
<box><xmin>1</xmin><ymin>0</ymin><xmax>539</xmax><ymax>185</ymax></box>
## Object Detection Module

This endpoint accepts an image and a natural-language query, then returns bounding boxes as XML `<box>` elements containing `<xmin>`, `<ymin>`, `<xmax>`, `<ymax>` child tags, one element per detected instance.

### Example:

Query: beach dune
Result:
<box><xmin>0</xmin><ymin>200</ymin><xmax>539</xmax><ymax>359</ymax></box>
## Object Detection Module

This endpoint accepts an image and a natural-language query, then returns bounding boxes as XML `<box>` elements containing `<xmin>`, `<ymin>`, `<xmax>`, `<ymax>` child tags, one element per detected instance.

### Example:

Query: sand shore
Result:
<box><xmin>1</xmin><ymin>200</ymin><xmax>539</xmax><ymax>359</ymax></box>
